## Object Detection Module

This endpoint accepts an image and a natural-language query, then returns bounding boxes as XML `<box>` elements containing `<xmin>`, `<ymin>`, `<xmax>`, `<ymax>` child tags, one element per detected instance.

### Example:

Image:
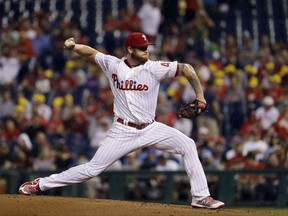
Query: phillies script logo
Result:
<box><xmin>112</xmin><ymin>74</ymin><xmax>148</xmax><ymax>91</ymax></box>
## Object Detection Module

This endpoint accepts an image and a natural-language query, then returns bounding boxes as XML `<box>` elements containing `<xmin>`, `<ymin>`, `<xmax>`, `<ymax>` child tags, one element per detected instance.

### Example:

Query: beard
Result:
<box><xmin>131</xmin><ymin>51</ymin><xmax>149</xmax><ymax>64</ymax></box>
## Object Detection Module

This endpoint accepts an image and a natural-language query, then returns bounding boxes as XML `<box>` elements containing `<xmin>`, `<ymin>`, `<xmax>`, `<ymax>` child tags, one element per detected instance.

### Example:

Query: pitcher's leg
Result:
<box><xmin>40</xmin><ymin>135</ymin><xmax>136</xmax><ymax>191</ymax></box>
<box><xmin>39</xmin><ymin>163</ymin><xmax>97</xmax><ymax>191</ymax></box>
<box><xmin>179</xmin><ymin>139</ymin><xmax>210</xmax><ymax>201</ymax></box>
<box><xmin>143</xmin><ymin>122</ymin><xmax>210</xmax><ymax>201</ymax></box>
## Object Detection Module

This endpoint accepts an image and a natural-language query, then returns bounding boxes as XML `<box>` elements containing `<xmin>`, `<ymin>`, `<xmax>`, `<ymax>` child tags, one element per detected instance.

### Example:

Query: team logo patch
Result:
<box><xmin>112</xmin><ymin>74</ymin><xmax>148</xmax><ymax>91</ymax></box>
<box><xmin>142</xmin><ymin>34</ymin><xmax>148</xmax><ymax>41</ymax></box>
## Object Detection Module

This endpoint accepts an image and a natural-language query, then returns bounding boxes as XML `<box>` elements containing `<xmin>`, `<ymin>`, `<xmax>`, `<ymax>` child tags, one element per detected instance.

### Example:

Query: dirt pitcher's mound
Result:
<box><xmin>0</xmin><ymin>194</ymin><xmax>285</xmax><ymax>216</ymax></box>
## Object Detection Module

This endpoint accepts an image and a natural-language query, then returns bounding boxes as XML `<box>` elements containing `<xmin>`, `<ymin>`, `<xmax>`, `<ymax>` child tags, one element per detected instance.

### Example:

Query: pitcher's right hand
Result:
<box><xmin>64</xmin><ymin>38</ymin><xmax>75</xmax><ymax>50</ymax></box>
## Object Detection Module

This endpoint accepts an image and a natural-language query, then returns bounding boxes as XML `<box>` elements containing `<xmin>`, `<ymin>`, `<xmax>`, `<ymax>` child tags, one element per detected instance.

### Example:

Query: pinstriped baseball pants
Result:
<box><xmin>40</xmin><ymin>121</ymin><xmax>210</xmax><ymax>202</ymax></box>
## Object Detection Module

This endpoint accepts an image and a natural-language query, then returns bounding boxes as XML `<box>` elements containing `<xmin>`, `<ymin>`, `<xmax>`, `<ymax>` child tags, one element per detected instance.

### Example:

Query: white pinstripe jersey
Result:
<box><xmin>95</xmin><ymin>52</ymin><xmax>178</xmax><ymax>124</ymax></box>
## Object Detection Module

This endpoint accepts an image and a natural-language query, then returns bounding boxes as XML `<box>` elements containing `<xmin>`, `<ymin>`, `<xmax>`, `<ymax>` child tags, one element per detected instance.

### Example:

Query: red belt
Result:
<box><xmin>117</xmin><ymin>118</ymin><xmax>154</xmax><ymax>130</ymax></box>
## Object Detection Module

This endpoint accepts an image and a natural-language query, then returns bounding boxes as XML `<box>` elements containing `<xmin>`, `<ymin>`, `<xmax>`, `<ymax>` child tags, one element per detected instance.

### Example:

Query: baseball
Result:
<box><xmin>64</xmin><ymin>38</ymin><xmax>75</xmax><ymax>49</ymax></box>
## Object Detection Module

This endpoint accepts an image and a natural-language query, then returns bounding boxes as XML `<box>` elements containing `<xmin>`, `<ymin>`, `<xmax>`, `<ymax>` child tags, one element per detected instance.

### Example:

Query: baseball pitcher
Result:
<box><xmin>19</xmin><ymin>32</ymin><xmax>224</xmax><ymax>209</ymax></box>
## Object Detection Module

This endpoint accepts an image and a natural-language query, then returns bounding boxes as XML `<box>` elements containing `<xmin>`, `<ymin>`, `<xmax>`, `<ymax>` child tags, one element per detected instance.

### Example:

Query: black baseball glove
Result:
<box><xmin>176</xmin><ymin>99</ymin><xmax>208</xmax><ymax>119</ymax></box>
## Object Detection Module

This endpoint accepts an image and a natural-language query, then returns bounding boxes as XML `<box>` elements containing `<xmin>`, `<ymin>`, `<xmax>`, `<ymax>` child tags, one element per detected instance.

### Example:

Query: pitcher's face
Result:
<box><xmin>130</xmin><ymin>46</ymin><xmax>149</xmax><ymax>64</ymax></box>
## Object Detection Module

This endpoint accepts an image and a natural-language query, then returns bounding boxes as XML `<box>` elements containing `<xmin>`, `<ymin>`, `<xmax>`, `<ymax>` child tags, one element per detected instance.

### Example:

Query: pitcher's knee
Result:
<box><xmin>85</xmin><ymin>162</ymin><xmax>106</xmax><ymax>177</ymax></box>
<box><xmin>181</xmin><ymin>139</ymin><xmax>197</xmax><ymax>155</ymax></box>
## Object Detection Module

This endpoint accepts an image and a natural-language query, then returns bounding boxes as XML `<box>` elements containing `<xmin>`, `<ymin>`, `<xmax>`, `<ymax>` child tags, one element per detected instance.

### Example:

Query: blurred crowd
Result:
<box><xmin>0</xmin><ymin>0</ymin><xmax>288</xmax><ymax>201</ymax></box>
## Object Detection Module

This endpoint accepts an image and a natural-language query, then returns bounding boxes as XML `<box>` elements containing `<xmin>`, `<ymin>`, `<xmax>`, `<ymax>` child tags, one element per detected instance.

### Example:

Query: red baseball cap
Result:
<box><xmin>125</xmin><ymin>32</ymin><xmax>154</xmax><ymax>47</ymax></box>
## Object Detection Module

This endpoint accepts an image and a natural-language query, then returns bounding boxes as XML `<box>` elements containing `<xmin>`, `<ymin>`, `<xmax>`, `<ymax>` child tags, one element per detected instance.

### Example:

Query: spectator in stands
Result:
<box><xmin>119</xmin><ymin>9</ymin><xmax>141</xmax><ymax>35</ymax></box>
<box><xmin>226</xmin><ymin>73</ymin><xmax>246</xmax><ymax>134</ymax></box>
<box><xmin>63</xmin><ymin>104</ymin><xmax>89</xmax><ymax>157</ymax></box>
<box><xmin>201</xmin><ymin>150</ymin><xmax>215</xmax><ymax>170</ymax></box>
<box><xmin>211</xmin><ymin>75</ymin><xmax>227</xmax><ymax>102</ymax></box>
<box><xmin>280</xmin><ymin>65</ymin><xmax>288</xmax><ymax>91</ymax></box>
<box><xmin>19</xmin><ymin>17</ymin><xmax>37</xmax><ymax>40</ymax></box>
<box><xmin>156</xmin><ymin>92</ymin><xmax>177</xmax><ymax>127</ymax></box>
<box><xmin>122</xmin><ymin>151</ymin><xmax>141</xmax><ymax>170</ymax></box>
<box><xmin>54</xmin><ymin>60</ymin><xmax>78</xmax><ymax>95</ymax></box>
<box><xmin>155</xmin><ymin>154</ymin><xmax>180</xmax><ymax>171</ymax></box>
<box><xmin>10</xmin><ymin>133</ymin><xmax>33</xmax><ymax>170</ymax></box>
<box><xmin>12</xmin><ymin>147</ymin><xmax>33</xmax><ymax>169</ymax></box>
<box><xmin>265</xmin><ymin>74</ymin><xmax>285</xmax><ymax>104</ymax></box>
<box><xmin>0</xmin><ymin>90</ymin><xmax>15</xmax><ymax>120</ymax></box>
<box><xmin>140</xmin><ymin>149</ymin><xmax>157</xmax><ymax>170</ymax></box>
<box><xmin>61</xmin><ymin>94</ymin><xmax>75</xmax><ymax>121</ymax></box>
<box><xmin>31</xmin><ymin>93</ymin><xmax>52</xmax><ymax>122</ymax></box>
<box><xmin>137</xmin><ymin>0</ymin><xmax>162</xmax><ymax>44</ymax></box>
<box><xmin>194</xmin><ymin>59</ymin><xmax>212</xmax><ymax>83</ymax></box>
<box><xmin>238</xmin><ymin>31</ymin><xmax>257</xmax><ymax>67</ymax></box>
<box><xmin>84</xmin><ymin>65</ymin><xmax>100</xmax><ymax>100</ymax></box>
<box><xmin>70</xmin><ymin>28</ymin><xmax>88</xmax><ymax>46</ymax></box>
<box><xmin>173</xmin><ymin>117</ymin><xmax>193</xmax><ymax>137</ymax></box>
<box><xmin>25</xmin><ymin>115</ymin><xmax>47</xmax><ymax>145</ymax></box>
<box><xmin>184</xmin><ymin>0</ymin><xmax>205</xmax><ymax>22</ymax></box>
<box><xmin>221</xmin><ymin>35</ymin><xmax>238</xmax><ymax>64</ymax></box>
<box><xmin>190</xmin><ymin>9</ymin><xmax>214</xmax><ymax>59</ymax></box>
<box><xmin>0</xmin><ymin>141</ymin><xmax>12</xmax><ymax>169</ymax></box>
<box><xmin>275</xmin><ymin>106</ymin><xmax>288</xmax><ymax>142</ymax></box>
<box><xmin>18</xmin><ymin>66</ymin><xmax>37</xmax><ymax>100</ymax></box>
<box><xmin>266</xmin><ymin>152</ymin><xmax>282</xmax><ymax>169</ymax></box>
<box><xmin>240</xmin><ymin>152</ymin><xmax>268</xmax><ymax>201</ymax></box>
<box><xmin>242</xmin><ymin>128</ymin><xmax>268</xmax><ymax>161</ymax></box>
<box><xmin>211</xmin><ymin>136</ymin><xmax>226</xmax><ymax>170</ymax></box>
<box><xmin>225</xmin><ymin>135</ymin><xmax>246</xmax><ymax>170</ymax></box>
<box><xmin>17</xmin><ymin>133</ymin><xmax>33</xmax><ymax>153</ymax></box>
<box><xmin>64</xmin><ymin>106</ymin><xmax>89</xmax><ymax>134</ymax></box>
<box><xmin>84</xmin><ymin>64</ymin><xmax>110</xmax><ymax>115</ymax></box>
<box><xmin>256</xmin><ymin>56</ymin><xmax>273</xmax><ymax>84</ymax></box>
<box><xmin>244</xmin><ymin>152</ymin><xmax>267</xmax><ymax>170</ymax></box>
<box><xmin>13</xmin><ymin>111</ymin><xmax>26</xmax><ymax>134</ymax></box>
<box><xmin>239</xmin><ymin>111</ymin><xmax>261</xmax><ymax>138</ymax></box>
<box><xmin>102</xmin><ymin>12</ymin><xmax>122</xmax><ymax>54</ymax></box>
<box><xmin>84</xmin><ymin>175</ymin><xmax>103</xmax><ymax>198</ymax></box>
<box><xmin>0</xmin><ymin>26</ymin><xmax>17</xmax><ymax>46</ymax></box>
<box><xmin>33</xmin><ymin>145</ymin><xmax>56</xmax><ymax>171</ymax></box>
<box><xmin>3</xmin><ymin>119</ymin><xmax>20</xmax><ymax>143</ymax></box>
<box><xmin>97</xmin><ymin>87</ymin><xmax>114</xmax><ymax>117</ymax></box>
<box><xmin>266</xmin><ymin>131</ymin><xmax>286</xmax><ymax>163</ymax></box>
<box><xmin>245</xmin><ymin>75</ymin><xmax>263</xmax><ymax>114</ymax></box>
<box><xmin>160</xmin><ymin>0</ymin><xmax>180</xmax><ymax>35</ymax></box>
<box><xmin>34</xmin><ymin>68</ymin><xmax>53</xmax><ymax>99</ymax></box>
<box><xmin>54</xmin><ymin>141</ymin><xmax>73</xmax><ymax>170</ymax></box>
<box><xmin>15</xmin><ymin>31</ymin><xmax>34</xmax><ymax>61</ymax></box>
<box><xmin>0</xmin><ymin>43</ymin><xmax>20</xmax><ymax>89</ymax></box>
<box><xmin>196</xmin><ymin>126</ymin><xmax>225</xmax><ymax>170</ymax></box>
<box><xmin>255</xmin><ymin>96</ymin><xmax>280</xmax><ymax>133</ymax></box>
<box><xmin>258</xmin><ymin>34</ymin><xmax>273</xmax><ymax>55</ymax></box>
<box><xmin>46</xmin><ymin>103</ymin><xmax>64</xmax><ymax>136</ymax></box>
<box><xmin>70</xmin><ymin>58</ymin><xmax>88</xmax><ymax>105</ymax></box>
<box><xmin>30</xmin><ymin>131</ymin><xmax>50</xmax><ymax>157</ymax></box>
<box><xmin>32</xmin><ymin>27</ymin><xmax>51</xmax><ymax>55</ymax></box>
<box><xmin>14</xmin><ymin>92</ymin><xmax>31</xmax><ymax>121</ymax></box>
<box><xmin>195</xmin><ymin>126</ymin><xmax>210</xmax><ymax>147</ymax></box>
<box><xmin>89</xmin><ymin>116</ymin><xmax>112</xmax><ymax>151</ymax></box>
<box><xmin>196</xmin><ymin>79</ymin><xmax>222</xmax><ymax>139</ymax></box>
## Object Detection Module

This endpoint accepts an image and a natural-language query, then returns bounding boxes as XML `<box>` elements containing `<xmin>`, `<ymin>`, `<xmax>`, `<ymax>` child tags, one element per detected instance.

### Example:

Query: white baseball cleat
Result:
<box><xmin>19</xmin><ymin>178</ymin><xmax>42</xmax><ymax>195</ymax></box>
<box><xmin>191</xmin><ymin>196</ymin><xmax>225</xmax><ymax>209</ymax></box>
